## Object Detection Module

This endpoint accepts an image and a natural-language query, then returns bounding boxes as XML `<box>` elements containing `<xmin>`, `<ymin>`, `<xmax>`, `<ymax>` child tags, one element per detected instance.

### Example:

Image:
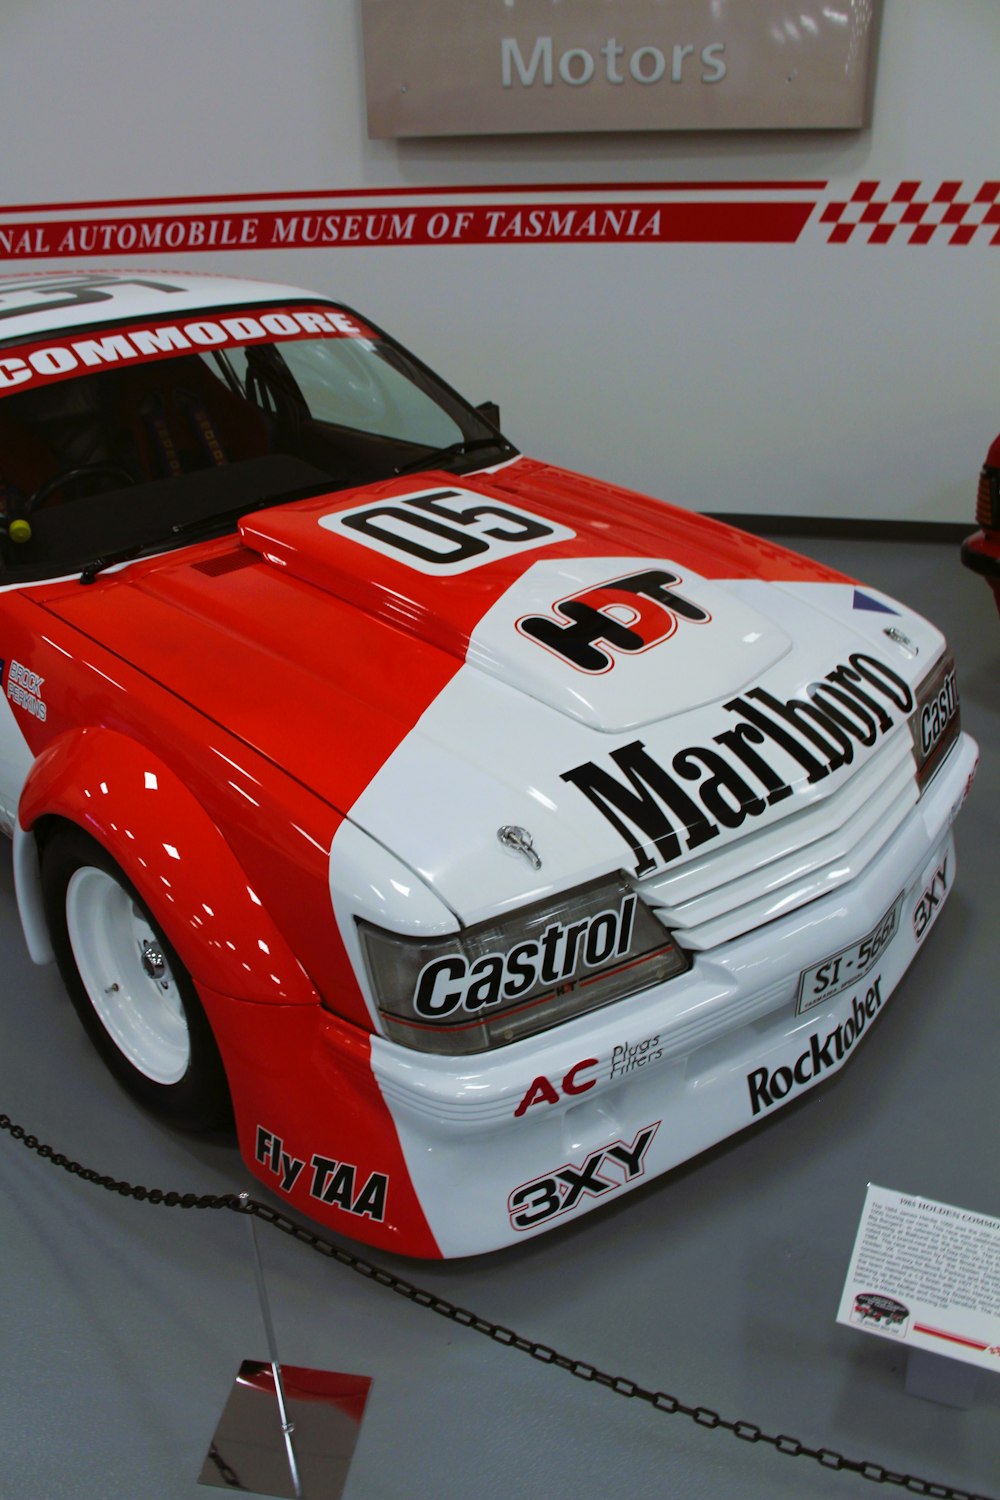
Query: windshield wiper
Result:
<box><xmin>393</xmin><ymin>436</ymin><xmax>510</xmax><ymax>477</ymax></box>
<box><xmin>76</xmin><ymin>441</ymin><xmax>512</xmax><ymax>583</ymax></box>
<box><xmin>80</xmin><ymin>544</ymin><xmax>145</xmax><ymax>584</ymax></box>
<box><xmin>78</xmin><ymin>494</ymin><xmax>285</xmax><ymax>584</ymax></box>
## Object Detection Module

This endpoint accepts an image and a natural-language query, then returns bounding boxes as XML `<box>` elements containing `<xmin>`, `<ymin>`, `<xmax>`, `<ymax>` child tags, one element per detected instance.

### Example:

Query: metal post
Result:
<box><xmin>240</xmin><ymin>1194</ymin><xmax>304</xmax><ymax>1498</ymax></box>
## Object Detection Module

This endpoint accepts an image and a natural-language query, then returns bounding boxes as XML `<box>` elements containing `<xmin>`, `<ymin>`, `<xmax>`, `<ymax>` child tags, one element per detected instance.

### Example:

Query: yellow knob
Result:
<box><xmin>8</xmin><ymin>518</ymin><xmax>32</xmax><ymax>544</ymax></box>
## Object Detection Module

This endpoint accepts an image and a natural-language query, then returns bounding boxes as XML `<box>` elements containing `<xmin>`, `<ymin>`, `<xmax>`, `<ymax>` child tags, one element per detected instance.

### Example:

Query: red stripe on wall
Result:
<box><xmin>0</xmin><ymin>181</ymin><xmax>828</xmax><ymax>215</ymax></box>
<box><xmin>2</xmin><ymin>182</ymin><xmax>995</xmax><ymax>256</ymax></box>
<box><xmin>0</xmin><ymin>200</ymin><xmax>814</xmax><ymax>258</ymax></box>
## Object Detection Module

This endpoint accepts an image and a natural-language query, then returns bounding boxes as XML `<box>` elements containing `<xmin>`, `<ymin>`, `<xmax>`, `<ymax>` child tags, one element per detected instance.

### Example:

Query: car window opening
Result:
<box><xmin>0</xmin><ymin>315</ymin><xmax>513</xmax><ymax>581</ymax></box>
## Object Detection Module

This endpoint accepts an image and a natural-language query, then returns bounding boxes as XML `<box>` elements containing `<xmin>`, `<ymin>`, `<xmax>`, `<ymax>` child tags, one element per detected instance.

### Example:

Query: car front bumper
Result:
<box><xmin>367</xmin><ymin>730</ymin><xmax>978</xmax><ymax>1255</ymax></box>
<box><xmin>212</xmin><ymin>732</ymin><xmax>977</xmax><ymax>1258</ymax></box>
<box><xmin>961</xmin><ymin>529</ymin><xmax>1000</xmax><ymax>579</ymax></box>
<box><xmin>961</xmin><ymin>530</ymin><xmax>1000</xmax><ymax>614</ymax></box>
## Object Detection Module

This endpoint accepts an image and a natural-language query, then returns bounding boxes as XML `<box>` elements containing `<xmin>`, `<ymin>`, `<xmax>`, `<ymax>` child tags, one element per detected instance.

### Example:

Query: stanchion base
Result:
<box><xmin>199</xmin><ymin>1359</ymin><xmax>372</xmax><ymax>1498</ymax></box>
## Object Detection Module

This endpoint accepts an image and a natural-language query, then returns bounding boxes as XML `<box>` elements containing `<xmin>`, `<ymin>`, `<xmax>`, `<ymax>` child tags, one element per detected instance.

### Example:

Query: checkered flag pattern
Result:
<box><xmin>820</xmin><ymin>181</ymin><xmax>1000</xmax><ymax>244</ymax></box>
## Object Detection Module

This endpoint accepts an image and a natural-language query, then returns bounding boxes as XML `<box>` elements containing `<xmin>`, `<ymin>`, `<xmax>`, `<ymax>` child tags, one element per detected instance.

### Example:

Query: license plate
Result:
<box><xmin>797</xmin><ymin>893</ymin><xmax>903</xmax><ymax>1015</ymax></box>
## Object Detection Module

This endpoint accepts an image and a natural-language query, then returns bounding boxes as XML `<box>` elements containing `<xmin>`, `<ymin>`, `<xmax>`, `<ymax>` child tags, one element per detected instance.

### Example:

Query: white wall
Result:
<box><xmin>1</xmin><ymin>0</ymin><xmax>997</xmax><ymax>522</ymax></box>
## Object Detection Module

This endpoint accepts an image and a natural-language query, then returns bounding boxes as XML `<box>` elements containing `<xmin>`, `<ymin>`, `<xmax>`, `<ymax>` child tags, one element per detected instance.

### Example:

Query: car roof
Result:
<box><xmin>0</xmin><ymin>269</ymin><xmax>334</xmax><ymax>343</ymax></box>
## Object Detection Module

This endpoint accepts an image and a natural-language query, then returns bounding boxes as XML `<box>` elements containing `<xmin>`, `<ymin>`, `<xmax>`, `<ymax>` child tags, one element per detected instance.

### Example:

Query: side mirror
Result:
<box><xmin>476</xmin><ymin>400</ymin><xmax>501</xmax><ymax>430</ymax></box>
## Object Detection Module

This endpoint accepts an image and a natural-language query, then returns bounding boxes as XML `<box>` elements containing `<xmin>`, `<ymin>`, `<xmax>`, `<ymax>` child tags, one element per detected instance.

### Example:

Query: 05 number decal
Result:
<box><xmin>320</xmin><ymin>487</ymin><xmax>575</xmax><ymax>574</ymax></box>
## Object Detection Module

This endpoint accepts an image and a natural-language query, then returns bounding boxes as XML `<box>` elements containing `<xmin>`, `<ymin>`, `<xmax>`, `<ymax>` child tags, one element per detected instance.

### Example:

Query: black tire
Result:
<box><xmin>41</xmin><ymin>827</ymin><xmax>232</xmax><ymax>1131</ymax></box>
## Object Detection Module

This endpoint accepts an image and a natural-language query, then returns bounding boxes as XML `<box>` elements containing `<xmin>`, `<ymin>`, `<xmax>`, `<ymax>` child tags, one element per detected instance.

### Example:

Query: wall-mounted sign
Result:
<box><xmin>361</xmin><ymin>0</ymin><xmax>880</xmax><ymax>138</ymax></box>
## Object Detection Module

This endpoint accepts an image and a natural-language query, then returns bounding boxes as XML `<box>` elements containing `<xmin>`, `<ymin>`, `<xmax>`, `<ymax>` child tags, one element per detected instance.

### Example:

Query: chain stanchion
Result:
<box><xmin>1</xmin><ymin>1111</ymin><xmax>995</xmax><ymax>1500</ymax></box>
<box><xmin>238</xmin><ymin>1191</ymin><xmax>303</xmax><ymax>1499</ymax></box>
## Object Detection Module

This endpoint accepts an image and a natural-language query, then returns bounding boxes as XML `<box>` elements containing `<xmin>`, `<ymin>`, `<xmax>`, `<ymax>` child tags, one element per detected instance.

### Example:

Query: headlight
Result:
<box><xmin>359</xmin><ymin>875</ymin><xmax>687</xmax><ymax>1056</ymax></box>
<box><xmin>911</xmin><ymin>653</ymin><xmax>960</xmax><ymax>790</ymax></box>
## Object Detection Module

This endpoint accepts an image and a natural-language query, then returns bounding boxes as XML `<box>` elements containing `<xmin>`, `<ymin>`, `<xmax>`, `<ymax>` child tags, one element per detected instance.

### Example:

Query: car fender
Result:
<box><xmin>15</xmin><ymin>726</ymin><xmax>319</xmax><ymax>1005</ymax></box>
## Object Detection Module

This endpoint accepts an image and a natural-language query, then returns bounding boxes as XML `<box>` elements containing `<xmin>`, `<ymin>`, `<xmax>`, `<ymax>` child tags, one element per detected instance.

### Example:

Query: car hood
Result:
<box><xmin>38</xmin><ymin>458</ymin><xmax>937</xmax><ymax>916</ymax></box>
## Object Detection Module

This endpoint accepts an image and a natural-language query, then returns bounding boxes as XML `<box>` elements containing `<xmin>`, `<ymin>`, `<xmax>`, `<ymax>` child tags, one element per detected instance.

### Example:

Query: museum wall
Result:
<box><xmin>1</xmin><ymin>0</ymin><xmax>997</xmax><ymax>522</ymax></box>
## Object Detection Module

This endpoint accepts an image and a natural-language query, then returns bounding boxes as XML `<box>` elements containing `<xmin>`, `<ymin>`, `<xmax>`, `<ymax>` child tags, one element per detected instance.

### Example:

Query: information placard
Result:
<box><xmin>837</xmin><ymin>1185</ymin><xmax>1000</xmax><ymax>1373</ymax></box>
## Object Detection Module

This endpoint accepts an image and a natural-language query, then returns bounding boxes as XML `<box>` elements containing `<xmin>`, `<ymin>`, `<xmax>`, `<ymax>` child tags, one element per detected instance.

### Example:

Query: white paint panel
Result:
<box><xmin>468</xmin><ymin>555</ymin><xmax>792</xmax><ymax>730</ymax></box>
<box><xmin>341</xmin><ymin>576</ymin><xmax>938</xmax><ymax>926</ymax></box>
<box><xmin>369</xmin><ymin>744</ymin><xmax>974</xmax><ymax>1255</ymax></box>
<box><xmin>0</xmin><ymin>692</ymin><xmax>34</xmax><ymax>835</ymax></box>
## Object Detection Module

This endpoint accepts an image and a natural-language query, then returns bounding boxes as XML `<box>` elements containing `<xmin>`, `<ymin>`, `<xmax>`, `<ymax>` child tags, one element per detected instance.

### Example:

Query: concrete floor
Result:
<box><xmin>0</xmin><ymin>531</ymin><xmax>997</xmax><ymax>1500</ymax></box>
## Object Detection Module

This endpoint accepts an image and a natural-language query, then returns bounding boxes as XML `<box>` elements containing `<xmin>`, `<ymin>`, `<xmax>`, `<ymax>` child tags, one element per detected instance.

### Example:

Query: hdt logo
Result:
<box><xmin>516</xmin><ymin>568</ymin><xmax>710</xmax><ymax>673</ymax></box>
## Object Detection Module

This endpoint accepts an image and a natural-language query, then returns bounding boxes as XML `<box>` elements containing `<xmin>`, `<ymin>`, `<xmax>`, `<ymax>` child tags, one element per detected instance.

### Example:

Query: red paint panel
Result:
<box><xmin>19</xmin><ymin>726</ymin><xmax>319</xmax><ymax>1004</ymax></box>
<box><xmin>485</xmin><ymin>459</ymin><xmax>853</xmax><ymax>583</ymax></box>
<box><xmin>204</xmin><ymin>987</ymin><xmax>441</xmax><ymax>1257</ymax></box>
<box><xmin>39</xmin><ymin>537</ymin><xmax>465</xmax><ymax>817</ymax></box>
<box><xmin>4</xmin><ymin>593</ymin><xmax>366</xmax><ymax>1024</ymax></box>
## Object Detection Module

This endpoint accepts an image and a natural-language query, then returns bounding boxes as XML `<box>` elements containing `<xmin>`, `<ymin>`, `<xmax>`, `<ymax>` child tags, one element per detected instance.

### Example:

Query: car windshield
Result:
<box><xmin>0</xmin><ymin>301</ymin><xmax>514</xmax><ymax>581</ymax></box>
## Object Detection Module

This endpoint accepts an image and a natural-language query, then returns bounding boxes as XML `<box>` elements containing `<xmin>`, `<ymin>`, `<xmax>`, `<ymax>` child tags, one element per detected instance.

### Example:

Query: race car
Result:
<box><xmin>0</xmin><ymin>270</ymin><xmax>977</xmax><ymax>1257</ymax></box>
<box><xmin>960</xmin><ymin>430</ymin><xmax>1000</xmax><ymax>616</ymax></box>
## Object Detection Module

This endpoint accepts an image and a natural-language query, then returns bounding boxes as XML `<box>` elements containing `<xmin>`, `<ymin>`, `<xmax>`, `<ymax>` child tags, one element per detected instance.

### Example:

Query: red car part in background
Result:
<box><xmin>961</xmin><ymin>432</ymin><xmax>1000</xmax><ymax>616</ymax></box>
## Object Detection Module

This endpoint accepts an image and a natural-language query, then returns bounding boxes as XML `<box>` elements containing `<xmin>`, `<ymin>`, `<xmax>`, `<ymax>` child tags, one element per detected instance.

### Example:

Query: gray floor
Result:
<box><xmin>1</xmin><ymin>532</ymin><xmax>997</xmax><ymax>1500</ymax></box>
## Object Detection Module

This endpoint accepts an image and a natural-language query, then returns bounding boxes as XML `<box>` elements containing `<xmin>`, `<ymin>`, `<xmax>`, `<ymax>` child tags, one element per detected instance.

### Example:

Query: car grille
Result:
<box><xmin>639</xmin><ymin>728</ymin><xmax>918</xmax><ymax>951</ymax></box>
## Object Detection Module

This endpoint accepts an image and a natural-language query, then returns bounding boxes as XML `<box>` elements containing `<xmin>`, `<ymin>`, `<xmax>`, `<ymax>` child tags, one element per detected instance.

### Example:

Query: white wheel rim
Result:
<box><xmin>65</xmin><ymin>866</ymin><xmax>190</xmax><ymax>1085</ymax></box>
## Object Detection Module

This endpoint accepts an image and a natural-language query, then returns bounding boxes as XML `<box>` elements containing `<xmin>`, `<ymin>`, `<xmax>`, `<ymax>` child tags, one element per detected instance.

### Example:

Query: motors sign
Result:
<box><xmin>362</xmin><ymin>0</ymin><xmax>879</xmax><ymax>137</ymax></box>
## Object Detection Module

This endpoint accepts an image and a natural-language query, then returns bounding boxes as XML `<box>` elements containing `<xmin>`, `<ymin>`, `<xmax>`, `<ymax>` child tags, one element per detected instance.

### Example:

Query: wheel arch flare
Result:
<box><xmin>15</xmin><ymin>726</ymin><xmax>319</xmax><ymax>1006</ymax></box>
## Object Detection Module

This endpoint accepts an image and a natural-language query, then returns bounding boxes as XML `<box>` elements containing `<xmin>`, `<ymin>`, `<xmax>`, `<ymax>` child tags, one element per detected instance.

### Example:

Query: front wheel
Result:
<box><xmin>41</xmin><ymin>828</ymin><xmax>232</xmax><ymax>1131</ymax></box>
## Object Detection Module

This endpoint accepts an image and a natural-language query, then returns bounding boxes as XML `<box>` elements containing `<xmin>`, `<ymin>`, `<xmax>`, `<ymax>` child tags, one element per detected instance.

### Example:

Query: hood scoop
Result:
<box><xmin>194</xmin><ymin>549</ymin><xmax>259</xmax><ymax>578</ymax></box>
<box><xmin>240</xmin><ymin>488</ymin><xmax>517</xmax><ymax>663</ymax></box>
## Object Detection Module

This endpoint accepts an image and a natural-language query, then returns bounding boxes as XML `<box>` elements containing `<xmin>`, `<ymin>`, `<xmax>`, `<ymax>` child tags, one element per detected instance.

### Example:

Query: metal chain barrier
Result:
<box><xmin>1</xmin><ymin>1110</ymin><xmax>995</xmax><ymax>1500</ymax></box>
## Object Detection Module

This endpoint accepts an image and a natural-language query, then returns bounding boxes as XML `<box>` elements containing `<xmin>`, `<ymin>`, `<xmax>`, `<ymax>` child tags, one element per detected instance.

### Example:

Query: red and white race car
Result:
<box><xmin>0</xmin><ymin>271</ymin><xmax>977</xmax><ymax>1257</ymax></box>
